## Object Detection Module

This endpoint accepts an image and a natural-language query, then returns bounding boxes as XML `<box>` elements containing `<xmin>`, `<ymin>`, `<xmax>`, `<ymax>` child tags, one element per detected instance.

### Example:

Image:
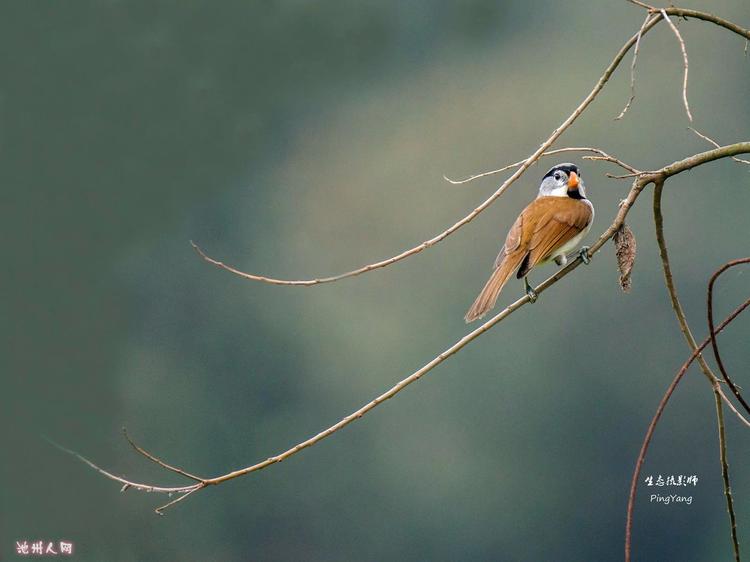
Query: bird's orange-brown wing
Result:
<box><xmin>466</xmin><ymin>199</ymin><xmax>544</xmax><ymax>322</ymax></box>
<box><xmin>493</xmin><ymin>208</ymin><xmax>525</xmax><ymax>269</ymax></box>
<box><xmin>517</xmin><ymin>197</ymin><xmax>593</xmax><ymax>277</ymax></box>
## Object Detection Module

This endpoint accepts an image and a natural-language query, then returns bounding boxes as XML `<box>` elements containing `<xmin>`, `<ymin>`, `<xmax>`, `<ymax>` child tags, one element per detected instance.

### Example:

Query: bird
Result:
<box><xmin>464</xmin><ymin>163</ymin><xmax>594</xmax><ymax>323</ymax></box>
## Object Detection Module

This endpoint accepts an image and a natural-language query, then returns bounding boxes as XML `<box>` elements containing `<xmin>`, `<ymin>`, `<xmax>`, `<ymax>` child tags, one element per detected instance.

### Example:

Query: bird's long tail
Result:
<box><xmin>464</xmin><ymin>257</ymin><xmax>520</xmax><ymax>323</ymax></box>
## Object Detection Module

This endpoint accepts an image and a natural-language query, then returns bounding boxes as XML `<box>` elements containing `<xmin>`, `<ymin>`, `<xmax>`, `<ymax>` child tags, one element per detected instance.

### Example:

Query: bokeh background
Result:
<box><xmin>4</xmin><ymin>1</ymin><xmax>750</xmax><ymax>560</ymax></box>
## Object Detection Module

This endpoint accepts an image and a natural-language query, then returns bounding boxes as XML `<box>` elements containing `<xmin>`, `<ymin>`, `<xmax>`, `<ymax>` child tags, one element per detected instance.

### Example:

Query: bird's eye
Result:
<box><xmin>554</xmin><ymin>172</ymin><xmax>562</xmax><ymax>181</ymax></box>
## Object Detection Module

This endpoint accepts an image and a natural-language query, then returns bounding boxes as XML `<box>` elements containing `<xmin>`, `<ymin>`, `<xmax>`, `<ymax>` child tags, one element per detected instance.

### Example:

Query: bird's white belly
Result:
<box><xmin>552</xmin><ymin>225</ymin><xmax>590</xmax><ymax>259</ymax></box>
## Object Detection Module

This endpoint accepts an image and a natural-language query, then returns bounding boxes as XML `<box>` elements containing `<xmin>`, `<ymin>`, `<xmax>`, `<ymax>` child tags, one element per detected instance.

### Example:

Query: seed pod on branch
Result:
<box><xmin>614</xmin><ymin>223</ymin><xmax>636</xmax><ymax>292</ymax></box>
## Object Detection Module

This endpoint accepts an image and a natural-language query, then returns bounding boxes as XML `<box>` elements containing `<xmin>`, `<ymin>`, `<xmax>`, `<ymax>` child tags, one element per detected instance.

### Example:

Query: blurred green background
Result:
<box><xmin>4</xmin><ymin>1</ymin><xmax>750</xmax><ymax>560</ymax></box>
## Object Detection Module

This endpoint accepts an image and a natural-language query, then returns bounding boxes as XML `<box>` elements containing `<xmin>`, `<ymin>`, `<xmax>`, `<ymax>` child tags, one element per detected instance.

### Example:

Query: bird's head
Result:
<box><xmin>538</xmin><ymin>163</ymin><xmax>587</xmax><ymax>200</ymax></box>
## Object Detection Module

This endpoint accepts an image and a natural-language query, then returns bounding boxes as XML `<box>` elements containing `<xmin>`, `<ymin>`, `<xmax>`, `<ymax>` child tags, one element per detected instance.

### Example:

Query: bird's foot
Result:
<box><xmin>579</xmin><ymin>246</ymin><xmax>591</xmax><ymax>265</ymax></box>
<box><xmin>524</xmin><ymin>277</ymin><xmax>538</xmax><ymax>303</ymax></box>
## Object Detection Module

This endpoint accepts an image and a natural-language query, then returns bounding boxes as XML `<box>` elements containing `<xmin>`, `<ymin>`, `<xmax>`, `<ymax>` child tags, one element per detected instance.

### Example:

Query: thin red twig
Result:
<box><xmin>708</xmin><ymin>258</ymin><xmax>750</xmax><ymax>415</ymax></box>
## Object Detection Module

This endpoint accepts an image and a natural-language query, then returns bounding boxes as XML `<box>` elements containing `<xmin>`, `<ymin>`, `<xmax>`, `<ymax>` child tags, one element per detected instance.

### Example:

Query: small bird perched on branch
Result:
<box><xmin>465</xmin><ymin>163</ymin><xmax>594</xmax><ymax>322</ymax></box>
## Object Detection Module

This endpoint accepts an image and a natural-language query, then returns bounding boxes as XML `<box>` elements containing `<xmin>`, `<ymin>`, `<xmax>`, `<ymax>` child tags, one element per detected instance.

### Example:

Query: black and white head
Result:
<box><xmin>538</xmin><ymin>163</ymin><xmax>587</xmax><ymax>200</ymax></box>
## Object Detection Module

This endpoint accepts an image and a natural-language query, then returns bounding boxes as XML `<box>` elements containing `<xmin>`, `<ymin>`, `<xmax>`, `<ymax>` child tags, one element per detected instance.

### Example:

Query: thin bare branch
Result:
<box><xmin>616</xmin><ymin>13</ymin><xmax>655</xmax><ymax>120</ymax></box>
<box><xmin>625</xmin><ymin>294</ymin><xmax>750</xmax><ymax>562</ymax></box>
<box><xmin>716</xmin><ymin>384</ymin><xmax>750</xmax><ymax>428</ymax></box>
<box><xmin>714</xmin><ymin>389</ymin><xmax>741</xmax><ymax>562</ymax></box>
<box><xmin>690</xmin><ymin>127</ymin><xmax>750</xmax><ymax>165</ymax></box>
<box><xmin>122</xmin><ymin>427</ymin><xmax>205</xmax><ymax>483</ymax></box>
<box><xmin>660</xmin><ymin>143</ymin><xmax>750</xmax><ymax>175</ymax></box>
<box><xmin>627</xmin><ymin>2</ymin><xmax>750</xmax><ymax>41</ymax></box>
<box><xmin>443</xmin><ymin>147</ymin><xmax>638</xmax><ymax>185</ymax></box>
<box><xmin>580</xmin><ymin>155</ymin><xmax>642</xmax><ymax>175</ymax></box>
<box><xmin>155</xmin><ymin>488</ymin><xmax>201</xmax><ymax>516</ymax></box>
<box><xmin>47</xmin><ymin>438</ymin><xmax>201</xmax><ymax>495</ymax></box>
<box><xmin>626</xmin><ymin>0</ymin><xmax>655</xmax><ymax>10</ymax></box>
<box><xmin>660</xmin><ymin>9</ymin><xmax>693</xmax><ymax>122</ymax></box>
<box><xmin>605</xmin><ymin>171</ymin><xmax>649</xmax><ymax>180</ymax></box>
<box><xmin>653</xmin><ymin>182</ymin><xmax>734</xmax><ymax>397</ymax></box>
<box><xmin>191</xmin><ymin>17</ymin><xmax>665</xmax><ymax>287</ymax></box>
<box><xmin>658</xmin><ymin>7</ymin><xmax>750</xmax><ymax>41</ymax></box>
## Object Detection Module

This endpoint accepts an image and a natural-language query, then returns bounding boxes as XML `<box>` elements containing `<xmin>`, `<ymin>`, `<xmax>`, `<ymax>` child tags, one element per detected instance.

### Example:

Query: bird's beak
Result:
<box><xmin>568</xmin><ymin>171</ymin><xmax>580</xmax><ymax>189</ymax></box>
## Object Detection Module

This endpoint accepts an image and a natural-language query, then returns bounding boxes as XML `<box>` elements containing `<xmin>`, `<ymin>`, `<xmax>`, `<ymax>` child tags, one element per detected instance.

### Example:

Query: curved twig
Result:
<box><xmin>48</xmin><ymin>439</ymin><xmax>202</xmax><ymax>496</ymax></box>
<box><xmin>615</xmin><ymin>13</ymin><xmax>655</xmax><ymax>120</ymax></box>
<box><xmin>715</xmin><ymin>390</ymin><xmax>741</xmax><ymax>562</ymax></box>
<box><xmin>155</xmin><ymin>488</ymin><xmax>202</xmax><ymax>516</ymax></box>
<box><xmin>443</xmin><ymin>147</ymin><xmax>639</xmax><ymax>185</ymax></box>
<box><xmin>627</xmin><ymin>2</ymin><xmax>750</xmax><ymax>41</ymax></box>
<box><xmin>690</xmin><ymin>127</ymin><xmax>750</xmax><ymax>166</ymax></box>
<box><xmin>123</xmin><ymin>427</ymin><xmax>206</xmax><ymax>483</ymax></box>
<box><xmin>657</xmin><ymin>7</ymin><xmax>750</xmax><ymax>41</ymax></box>
<box><xmin>716</xmin><ymin>384</ymin><xmax>750</xmax><ymax>429</ymax></box>
<box><xmin>708</xmin><ymin>258</ymin><xmax>750</xmax><ymax>415</ymax></box>
<box><xmin>660</xmin><ymin>9</ymin><xmax>693</xmax><ymax>122</ymax></box>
